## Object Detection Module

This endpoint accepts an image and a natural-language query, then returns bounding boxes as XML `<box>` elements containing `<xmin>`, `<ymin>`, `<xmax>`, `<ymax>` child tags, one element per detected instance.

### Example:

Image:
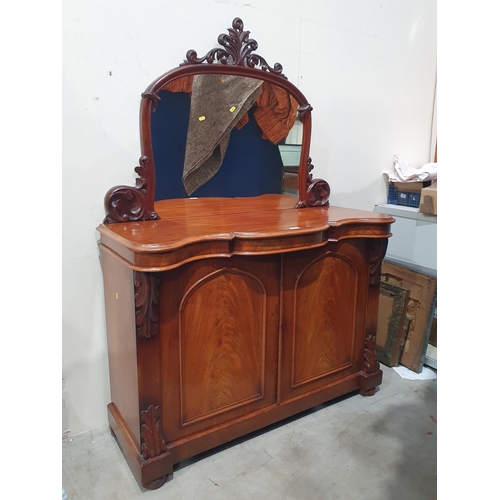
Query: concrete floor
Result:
<box><xmin>62</xmin><ymin>365</ymin><xmax>437</xmax><ymax>500</ymax></box>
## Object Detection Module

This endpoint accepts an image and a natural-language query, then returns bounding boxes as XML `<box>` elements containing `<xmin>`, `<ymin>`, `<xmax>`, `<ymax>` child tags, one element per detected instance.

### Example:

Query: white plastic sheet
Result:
<box><xmin>384</xmin><ymin>154</ymin><xmax>438</xmax><ymax>183</ymax></box>
<box><xmin>393</xmin><ymin>365</ymin><xmax>437</xmax><ymax>380</ymax></box>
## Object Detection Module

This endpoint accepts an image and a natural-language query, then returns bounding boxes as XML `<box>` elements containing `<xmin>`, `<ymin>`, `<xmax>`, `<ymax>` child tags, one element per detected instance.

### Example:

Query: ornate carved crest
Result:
<box><xmin>181</xmin><ymin>17</ymin><xmax>287</xmax><ymax>79</ymax></box>
<box><xmin>140</xmin><ymin>405</ymin><xmax>167</xmax><ymax>460</ymax></box>
<box><xmin>369</xmin><ymin>238</ymin><xmax>388</xmax><ymax>286</ymax></box>
<box><xmin>134</xmin><ymin>271</ymin><xmax>160</xmax><ymax>339</ymax></box>
<box><xmin>363</xmin><ymin>334</ymin><xmax>380</xmax><ymax>374</ymax></box>
<box><xmin>104</xmin><ymin>156</ymin><xmax>159</xmax><ymax>223</ymax></box>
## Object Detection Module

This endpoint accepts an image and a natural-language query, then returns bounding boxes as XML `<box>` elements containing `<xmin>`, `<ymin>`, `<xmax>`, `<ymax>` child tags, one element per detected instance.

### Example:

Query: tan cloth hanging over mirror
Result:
<box><xmin>182</xmin><ymin>74</ymin><xmax>263</xmax><ymax>196</ymax></box>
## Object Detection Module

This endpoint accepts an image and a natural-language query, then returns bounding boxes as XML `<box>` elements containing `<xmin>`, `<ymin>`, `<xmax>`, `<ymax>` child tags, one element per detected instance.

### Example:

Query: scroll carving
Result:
<box><xmin>104</xmin><ymin>156</ymin><xmax>159</xmax><ymax>223</ymax></box>
<box><xmin>369</xmin><ymin>239</ymin><xmax>388</xmax><ymax>286</ymax></box>
<box><xmin>141</xmin><ymin>91</ymin><xmax>161</xmax><ymax>112</ymax></box>
<box><xmin>181</xmin><ymin>17</ymin><xmax>287</xmax><ymax>79</ymax></box>
<box><xmin>363</xmin><ymin>334</ymin><xmax>380</xmax><ymax>374</ymax></box>
<box><xmin>134</xmin><ymin>271</ymin><xmax>160</xmax><ymax>339</ymax></box>
<box><xmin>306</xmin><ymin>157</ymin><xmax>315</xmax><ymax>186</ymax></box>
<box><xmin>305</xmin><ymin>179</ymin><xmax>330</xmax><ymax>207</ymax></box>
<box><xmin>298</xmin><ymin>104</ymin><xmax>313</xmax><ymax>123</ymax></box>
<box><xmin>294</xmin><ymin>158</ymin><xmax>330</xmax><ymax>208</ymax></box>
<box><xmin>140</xmin><ymin>405</ymin><xmax>167</xmax><ymax>460</ymax></box>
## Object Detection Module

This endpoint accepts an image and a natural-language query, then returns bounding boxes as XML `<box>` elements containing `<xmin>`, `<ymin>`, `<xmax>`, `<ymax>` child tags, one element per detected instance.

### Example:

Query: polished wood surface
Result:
<box><xmin>97</xmin><ymin>195</ymin><xmax>393</xmax><ymax>272</ymax></box>
<box><xmin>99</xmin><ymin>201</ymin><xmax>393</xmax><ymax>488</ymax></box>
<box><xmin>160</xmin><ymin>256</ymin><xmax>280</xmax><ymax>444</ymax></box>
<box><xmin>98</xmin><ymin>17</ymin><xmax>394</xmax><ymax>490</ymax></box>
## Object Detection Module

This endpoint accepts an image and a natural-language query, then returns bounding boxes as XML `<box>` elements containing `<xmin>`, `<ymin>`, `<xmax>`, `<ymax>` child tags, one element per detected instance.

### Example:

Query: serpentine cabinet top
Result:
<box><xmin>97</xmin><ymin>195</ymin><xmax>395</xmax><ymax>271</ymax></box>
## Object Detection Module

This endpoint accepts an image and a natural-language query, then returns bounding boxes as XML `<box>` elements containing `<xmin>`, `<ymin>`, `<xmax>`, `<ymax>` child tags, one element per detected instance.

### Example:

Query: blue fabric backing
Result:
<box><xmin>151</xmin><ymin>90</ymin><xmax>284</xmax><ymax>200</ymax></box>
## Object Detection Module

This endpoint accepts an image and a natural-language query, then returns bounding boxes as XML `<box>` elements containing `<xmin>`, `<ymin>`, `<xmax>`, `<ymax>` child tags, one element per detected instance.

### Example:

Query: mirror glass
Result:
<box><xmin>150</xmin><ymin>74</ymin><xmax>302</xmax><ymax>201</ymax></box>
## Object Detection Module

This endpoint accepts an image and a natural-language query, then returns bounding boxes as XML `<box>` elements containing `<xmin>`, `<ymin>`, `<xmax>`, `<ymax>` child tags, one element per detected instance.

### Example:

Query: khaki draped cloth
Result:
<box><xmin>163</xmin><ymin>75</ymin><xmax>299</xmax><ymax>195</ymax></box>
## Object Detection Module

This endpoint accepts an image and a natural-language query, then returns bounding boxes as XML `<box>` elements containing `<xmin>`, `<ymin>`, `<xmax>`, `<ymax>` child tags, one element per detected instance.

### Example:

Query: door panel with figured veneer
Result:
<box><xmin>160</xmin><ymin>256</ymin><xmax>280</xmax><ymax>443</ymax></box>
<box><xmin>280</xmin><ymin>242</ymin><xmax>369</xmax><ymax>401</ymax></box>
<box><xmin>180</xmin><ymin>268</ymin><xmax>266</xmax><ymax>424</ymax></box>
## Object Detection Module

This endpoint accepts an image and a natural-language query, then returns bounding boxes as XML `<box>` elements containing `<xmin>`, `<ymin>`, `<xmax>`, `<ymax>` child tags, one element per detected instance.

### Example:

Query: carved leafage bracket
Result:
<box><xmin>181</xmin><ymin>17</ymin><xmax>287</xmax><ymax>79</ymax></box>
<box><xmin>295</xmin><ymin>157</ymin><xmax>331</xmax><ymax>208</ymax></box>
<box><xmin>369</xmin><ymin>238</ymin><xmax>388</xmax><ymax>286</ymax></box>
<box><xmin>363</xmin><ymin>334</ymin><xmax>380</xmax><ymax>374</ymax></box>
<box><xmin>140</xmin><ymin>405</ymin><xmax>167</xmax><ymax>460</ymax></box>
<box><xmin>362</xmin><ymin>238</ymin><xmax>388</xmax><ymax>374</ymax></box>
<box><xmin>134</xmin><ymin>271</ymin><xmax>160</xmax><ymax>339</ymax></box>
<box><xmin>104</xmin><ymin>156</ymin><xmax>159</xmax><ymax>224</ymax></box>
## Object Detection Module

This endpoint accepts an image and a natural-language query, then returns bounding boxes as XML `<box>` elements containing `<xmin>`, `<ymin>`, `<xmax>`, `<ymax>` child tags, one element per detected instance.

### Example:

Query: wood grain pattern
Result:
<box><xmin>100</xmin><ymin>248</ymin><xmax>141</xmax><ymax>449</ymax></box>
<box><xmin>97</xmin><ymin>195</ymin><xmax>394</xmax><ymax>270</ymax></box>
<box><xmin>279</xmin><ymin>241</ymin><xmax>369</xmax><ymax>402</ymax></box>
<box><xmin>100</xmin><ymin>223</ymin><xmax>392</xmax><ymax>486</ymax></box>
<box><xmin>179</xmin><ymin>268</ymin><xmax>266</xmax><ymax>424</ymax></box>
<box><xmin>159</xmin><ymin>256</ymin><xmax>280</xmax><ymax>444</ymax></box>
<box><xmin>292</xmin><ymin>252</ymin><xmax>355</xmax><ymax>385</ymax></box>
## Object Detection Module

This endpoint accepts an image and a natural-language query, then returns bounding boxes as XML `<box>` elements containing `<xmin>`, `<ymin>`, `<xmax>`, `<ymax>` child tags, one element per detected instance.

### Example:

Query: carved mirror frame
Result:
<box><xmin>104</xmin><ymin>18</ymin><xmax>331</xmax><ymax>223</ymax></box>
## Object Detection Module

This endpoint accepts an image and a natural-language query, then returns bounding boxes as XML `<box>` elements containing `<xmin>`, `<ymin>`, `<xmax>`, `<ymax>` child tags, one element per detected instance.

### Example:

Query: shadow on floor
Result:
<box><xmin>174</xmin><ymin>389</ymin><xmax>360</xmax><ymax>472</ymax></box>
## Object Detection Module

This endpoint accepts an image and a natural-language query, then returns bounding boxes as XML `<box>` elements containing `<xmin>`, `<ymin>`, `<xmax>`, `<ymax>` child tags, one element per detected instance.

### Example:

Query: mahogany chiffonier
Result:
<box><xmin>97</xmin><ymin>18</ymin><xmax>394</xmax><ymax>490</ymax></box>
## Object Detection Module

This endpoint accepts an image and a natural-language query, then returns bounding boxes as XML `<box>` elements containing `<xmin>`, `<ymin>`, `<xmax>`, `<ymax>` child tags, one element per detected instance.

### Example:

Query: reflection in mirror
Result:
<box><xmin>280</xmin><ymin>116</ymin><xmax>303</xmax><ymax>196</ymax></box>
<box><xmin>151</xmin><ymin>74</ymin><xmax>301</xmax><ymax>201</ymax></box>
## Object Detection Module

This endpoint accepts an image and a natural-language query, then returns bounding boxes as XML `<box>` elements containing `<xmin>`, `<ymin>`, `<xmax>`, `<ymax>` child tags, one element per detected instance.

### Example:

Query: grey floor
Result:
<box><xmin>62</xmin><ymin>365</ymin><xmax>437</xmax><ymax>500</ymax></box>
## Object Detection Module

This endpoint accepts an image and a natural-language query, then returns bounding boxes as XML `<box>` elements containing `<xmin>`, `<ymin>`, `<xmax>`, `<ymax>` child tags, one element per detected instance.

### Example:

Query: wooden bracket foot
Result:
<box><xmin>359</xmin><ymin>369</ymin><xmax>383</xmax><ymax>397</ymax></box>
<box><xmin>108</xmin><ymin>403</ymin><xmax>173</xmax><ymax>489</ymax></box>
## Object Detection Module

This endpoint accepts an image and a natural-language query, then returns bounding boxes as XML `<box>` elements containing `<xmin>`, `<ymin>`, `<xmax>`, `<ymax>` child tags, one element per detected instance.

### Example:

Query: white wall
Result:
<box><xmin>62</xmin><ymin>0</ymin><xmax>436</xmax><ymax>435</ymax></box>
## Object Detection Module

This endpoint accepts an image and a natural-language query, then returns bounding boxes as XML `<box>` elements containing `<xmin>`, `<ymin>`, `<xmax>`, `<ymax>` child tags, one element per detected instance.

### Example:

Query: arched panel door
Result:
<box><xmin>159</xmin><ymin>255</ymin><xmax>280</xmax><ymax>442</ymax></box>
<box><xmin>280</xmin><ymin>241</ymin><xmax>370</xmax><ymax>402</ymax></box>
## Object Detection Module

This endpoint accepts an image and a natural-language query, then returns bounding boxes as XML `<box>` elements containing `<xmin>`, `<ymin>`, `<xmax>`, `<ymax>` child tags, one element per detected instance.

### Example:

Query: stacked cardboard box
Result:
<box><xmin>419</xmin><ymin>181</ymin><xmax>437</xmax><ymax>215</ymax></box>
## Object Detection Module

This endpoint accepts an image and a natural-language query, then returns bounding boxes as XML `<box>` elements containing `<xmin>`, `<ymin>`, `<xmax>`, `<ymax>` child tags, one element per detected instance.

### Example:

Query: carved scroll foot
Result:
<box><xmin>359</xmin><ymin>386</ymin><xmax>377</xmax><ymax>397</ymax></box>
<box><xmin>142</xmin><ymin>474</ymin><xmax>170</xmax><ymax>491</ymax></box>
<box><xmin>107</xmin><ymin>403</ymin><xmax>173</xmax><ymax>490</ymax></box>
<box><xmin>359</xmin><ymin>370</ymin><xmax>383</xmax><ymax>397</ymax></box>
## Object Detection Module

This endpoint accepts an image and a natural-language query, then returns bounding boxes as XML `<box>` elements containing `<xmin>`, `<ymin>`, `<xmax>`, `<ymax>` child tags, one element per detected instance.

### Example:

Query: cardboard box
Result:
<box><xmin>419</xmin><ymin>181</ymin><xmax>437</xmax><ymax>215</ymax></box>
<box><xmin>387</xmin><ymin>180</ymin><xmax>432</xmax><ymax>207</ymax></box>
<box><xmin>392</xmin><ymin>181</ymin><xmax>428</xmax><ymax>193</ymax></box>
